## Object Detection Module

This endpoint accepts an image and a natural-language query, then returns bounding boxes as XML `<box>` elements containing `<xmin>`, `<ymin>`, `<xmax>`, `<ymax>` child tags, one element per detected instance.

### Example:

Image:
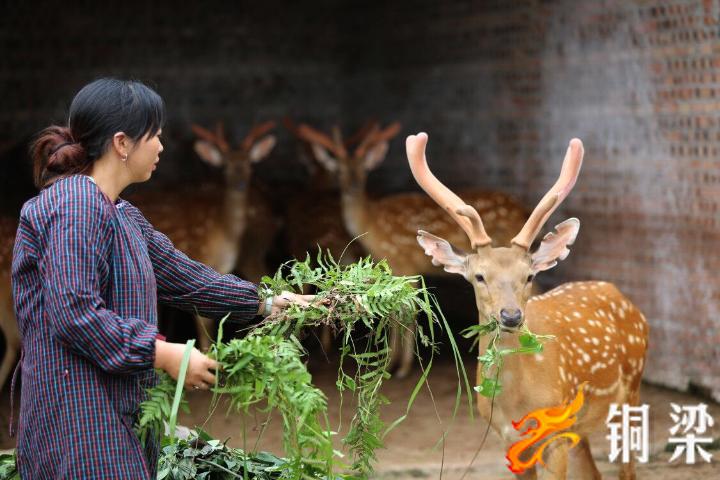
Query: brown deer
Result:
<box><xmin>294</xmin><ymin>122</ymin><xmax>529</xmax><ymax>378</ymax></box>
<box><xmin>283</xmin><ymin>118</ymin><xmax>370</xmax><ymax>352</ymax></box>
<box><xmin>407</xmin><ymin>133</ymin><xmax>649</xmax><ymax>479</ymax></box>
<box><xmin>0</xmin><ymin>217</ymin><xmax>21</xmax><ymax>392</ymax></box>
<box><xmin>128</xmin><ymin>122</ymin><xmax>277</xmax><ymax>352</ymax></box>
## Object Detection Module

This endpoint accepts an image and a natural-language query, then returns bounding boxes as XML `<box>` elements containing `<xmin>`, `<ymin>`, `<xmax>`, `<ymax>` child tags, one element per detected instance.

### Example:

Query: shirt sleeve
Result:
<box><xmin>124</xmin><ymin>203</ymin><xmax>260</xmax><ymax>324</ymax></box>
<box><xmin>43</xmin><ymin>185</ymin><xmax>157</xmax><ymax>374</ymax></box>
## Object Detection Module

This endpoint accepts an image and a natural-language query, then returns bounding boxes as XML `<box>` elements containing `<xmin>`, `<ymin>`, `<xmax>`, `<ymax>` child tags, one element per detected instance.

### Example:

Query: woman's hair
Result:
<box><xmin>30</xmin><ymin>78</ymin><xmax>165</xmax><ymax>188</ymax></box>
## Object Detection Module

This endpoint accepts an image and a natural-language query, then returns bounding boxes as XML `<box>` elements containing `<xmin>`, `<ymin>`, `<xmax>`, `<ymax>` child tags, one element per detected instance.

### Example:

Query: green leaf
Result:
<box><xmin>474</xmin><ymin>378</ymin><xmax>503</xmax><ymax>397</ymax></box>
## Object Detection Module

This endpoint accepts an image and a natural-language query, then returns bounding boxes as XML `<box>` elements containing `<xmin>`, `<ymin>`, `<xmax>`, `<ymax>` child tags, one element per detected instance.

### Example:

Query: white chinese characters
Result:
<box><xmin>668</xmin><ymin>403</ymin><xmax>714</xmax><ymax>464</ymax></box>
<box><xmin>607</xmin><ymin>403</ymin><xmax>650</xmax><ymax>464</ymax></box>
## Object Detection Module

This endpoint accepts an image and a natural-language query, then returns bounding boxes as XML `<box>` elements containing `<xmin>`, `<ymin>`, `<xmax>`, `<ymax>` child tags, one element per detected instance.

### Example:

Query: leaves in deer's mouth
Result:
<box><xmin>463</xmin><ymin>318</ymin><xmax>554</xmax><ymax>398</ymax></box>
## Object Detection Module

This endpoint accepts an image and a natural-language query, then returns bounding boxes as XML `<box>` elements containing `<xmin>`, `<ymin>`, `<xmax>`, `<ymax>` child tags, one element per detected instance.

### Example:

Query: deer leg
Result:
<box><xmin>194</xmin><ymin>314</ymin><xmax>215</xmax><ymax>352</ymax></box>
<box><xmin>538</xmin><ymin>439</ymin><xmax>570</xmax><ymax>480</ymax></box>
<box><xmin>320</xmin><ymin>325</ymin><xmax>333</xmax><ymax>353</ymax></box>
<box><xmin>0</xmin><ymin>332</ymin><xmax>18</xmax><ymax>392</ymax></box>
<box><xmin>387</xmin><ymin>324</ymin><xmax>401</xmax><ymax>373</ymax></box>
<box><xmin>0</xmin><ymin>304</ymin><xmax>20</xmax><ymax>392</ymax></box>
<box><xmin>617</xmin><ymin>389</ymin><xmax>640</xmax><ymax>480</ymax></box>
<box><xmin>514</xmin><ymin>467</ymin><xmax>538</xmax><ymax>480</ymax></box>
<box><xmin>573</xmin><ymin>437</ymin><xmax>602</xmax><ymax>480</ymax></box>
<box><xmin>393</xmin><ymin>323</ymin><xmax>416</xmax><ymax>379</ymax></box>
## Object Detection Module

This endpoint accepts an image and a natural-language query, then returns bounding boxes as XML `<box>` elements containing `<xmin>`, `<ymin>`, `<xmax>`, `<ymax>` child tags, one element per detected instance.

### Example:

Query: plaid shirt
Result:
<box><xmin>11</xmin><ymin>174</ymin><xmax>259</xmax><ymax>479</ymax></box>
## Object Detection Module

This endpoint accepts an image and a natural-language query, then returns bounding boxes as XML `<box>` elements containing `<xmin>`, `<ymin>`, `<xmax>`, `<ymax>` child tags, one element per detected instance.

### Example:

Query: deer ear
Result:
<box><xmin>364</xmin><ymin>141</ymin><xmax>389</xmax><ymax>171</ymax></box>
<box><xmin>417</xmin><ymin>230</ymin><xmax>468</xmax><ymax>276</ymax></box>
<box><xmin>194</xmin><ymin>140</ymin><xmax>223</xmax><ymax>167</ymax></box>
<box><xmin>531</xmin><ymin>218</ymin><xmax>580</xmax><ymax>273</ymax></box>
<box><xmin>249</xmin><ymin>135</ymin><xmax>276</xmax><ymax>163</ymax></box>
<box><xmin>311</xmin><ymin>143</ymin><xmax>338</xmax><ymax>172</ymax></box>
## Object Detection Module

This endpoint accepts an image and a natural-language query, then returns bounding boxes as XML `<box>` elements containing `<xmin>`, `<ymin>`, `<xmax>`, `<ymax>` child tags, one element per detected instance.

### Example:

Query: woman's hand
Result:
<box><xmin>155</xmin><ymin>340</ymin><xmax>219</xmax><ymax>391</ymax></box>
<box><xmin>269</xmin><ymin>291</ymin><xmax>318</xmax><ymax>315</ymax></box>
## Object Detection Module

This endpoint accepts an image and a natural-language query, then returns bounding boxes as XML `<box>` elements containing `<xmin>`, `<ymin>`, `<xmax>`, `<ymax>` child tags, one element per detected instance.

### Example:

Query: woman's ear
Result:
<box><xmin>112</xmin><ymin>132</ymin><xmax>131</xmax><ymax>159</ymax></box>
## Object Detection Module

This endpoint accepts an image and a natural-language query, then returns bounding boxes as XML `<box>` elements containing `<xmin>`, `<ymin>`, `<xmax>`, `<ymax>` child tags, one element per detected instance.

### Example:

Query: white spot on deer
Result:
<box><xmin>535</xmin><ymin>354</ymin><xmax>544</xmax><ymax>362</ymax></box>
<box><xmin>573</xmin><ymin>312</ymin><xmax>582</xmax><ymax>319</ymax></box>
<box><xmin>618</xmin><ymin>309</ymin><xmax>626</xmax><ymax>319</ymax></box>
<box><xmin>577</xmin><ymin>359</ymin><xmax>584</xmax><ymax>366</ymax></box>
<box><xmin>591</xmin><ymin>362</ymin><xmax>606</xmax><ymax>374</ymax></box>
<box><xmin>559</xmin><ymin>367</ymin><xmax>566</xmax><ymax>381</ymax></box>
<box><xmin>578</xmin><ymin>327</ymin><xmax>587</xmax><ymax>334</ymax></box>
<box><xmin>591</xmin><ymin>337</ymin><xmax>600</xmax><ymax>346</ymax></box>
<box><xmin>583</xmin><ymin>353</ymin><xmax>590</xmax><ymax>363</ymax></box>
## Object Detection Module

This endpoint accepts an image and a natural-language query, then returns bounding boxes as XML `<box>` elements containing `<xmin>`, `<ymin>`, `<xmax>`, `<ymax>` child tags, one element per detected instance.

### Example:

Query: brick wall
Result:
<box><xmin>1</xmin><ymin>1</ymin><xmax>718</xmax><ymax>399</ymax></box>
<box><xmin>0</xmin><ymin>0</ymin><xmax>343</xmax><ymax>206</ymax></box>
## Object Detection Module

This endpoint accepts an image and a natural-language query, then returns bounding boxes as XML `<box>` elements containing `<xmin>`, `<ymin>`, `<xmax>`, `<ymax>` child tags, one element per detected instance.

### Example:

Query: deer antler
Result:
<box><xmin>191</xmin><ymin>123</ymin><xmax>230</xmax><ymax>153</ymax></box>
<box><xmin>355</xmin><ymin>122</ymin><xmax>402</xmax><ymax>159</ymax></box>
<box><xmin>241</xmin><ymin>121</ymin><xmax>276</xmax><ymax>151</ymax></box>
<box><xmin>345</xmin><ymin>119</ymin><xmax>378</xmax><ymax>148</ymax></box>
<box><xmin>406</xmin><ymin>132</ymin><xmax>492</xmax><ymax>249</ymax></box>
<box><xmin>511</xmin><ymin>138</ymin><xmax>584</xmax><ymax>249</ymax></box>
<box><xmin>296</xmin><ymin>124</ymin><xmax>344</xmax><ymax>158</ymax></box>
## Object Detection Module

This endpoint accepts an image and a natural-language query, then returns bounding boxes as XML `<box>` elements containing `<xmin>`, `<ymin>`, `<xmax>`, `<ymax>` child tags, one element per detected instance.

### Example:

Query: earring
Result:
<box><xmin>122</xmin><ymin>155</ymin><xmax>127</xmax><ymax>162</ymax></box>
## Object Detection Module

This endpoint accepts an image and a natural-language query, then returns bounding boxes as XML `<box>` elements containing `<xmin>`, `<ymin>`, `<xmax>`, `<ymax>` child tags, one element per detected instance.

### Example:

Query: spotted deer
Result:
<box><xmin>283</xmin><ymin>118</ymin><xmax>369</xmax><ymax>351</ymax></box>
<box><xmin>407</xmin><ymin>133</ymin><xmax>649</xmax><ymax>479</ymax></box>
<box><xmin>129</xmin><ymin>122</ymin><xmax>277</xmax><ymax>351</ymax></box>
<box><xmin>294</xmin><ymin>122</ymin><xmax>529</xmax><ymax>378</ymax></box>
<box><xmin>0</xmin><ymin>217</ymin><xmax>21</xmax><ymax>392</ymax></box>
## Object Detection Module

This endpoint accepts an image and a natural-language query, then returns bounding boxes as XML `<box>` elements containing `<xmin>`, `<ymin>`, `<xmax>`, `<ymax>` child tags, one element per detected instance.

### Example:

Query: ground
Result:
<box><xmin>0</xmin><ymin>359</ymin><xmax>717</xmax><ymax>479</ymax></box>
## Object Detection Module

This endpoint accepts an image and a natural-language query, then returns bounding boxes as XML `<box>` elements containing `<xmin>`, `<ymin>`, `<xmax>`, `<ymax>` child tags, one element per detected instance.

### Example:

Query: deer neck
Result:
<box><xmin>340</xmin><ymin>188</ymin><xmax>369</xmax><ymax>239</ymax></box>
<box><xmin>223</xmin><ymin>180</ymin><xmax>249</xmax><ymax>241</ymax></box>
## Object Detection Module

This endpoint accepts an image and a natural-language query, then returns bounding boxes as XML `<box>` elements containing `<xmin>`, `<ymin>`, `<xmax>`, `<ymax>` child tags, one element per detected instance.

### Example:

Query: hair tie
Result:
<box><xmin>49</xmin><ymin>142</ymin><xmax>74</xmax><ymax>156</ymax></box>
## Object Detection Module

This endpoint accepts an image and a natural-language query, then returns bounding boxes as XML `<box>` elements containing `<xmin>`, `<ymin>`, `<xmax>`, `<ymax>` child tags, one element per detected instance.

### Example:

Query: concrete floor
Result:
<box><xmin>0</xmin><ymin>359</ymin><xmax>717</xmax><ymax>479</ymax></box>
<box><xmin>176</xmin><ymin>359</ymin><xmax>720</xmax><ymax>479</ymax></box>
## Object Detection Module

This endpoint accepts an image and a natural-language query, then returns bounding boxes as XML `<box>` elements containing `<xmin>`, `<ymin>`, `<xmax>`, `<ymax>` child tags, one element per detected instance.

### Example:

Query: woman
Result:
<box><xmin>11</xmin><ymin>78</ymin><xmax>311</xmax><ymax>479</ymax></box>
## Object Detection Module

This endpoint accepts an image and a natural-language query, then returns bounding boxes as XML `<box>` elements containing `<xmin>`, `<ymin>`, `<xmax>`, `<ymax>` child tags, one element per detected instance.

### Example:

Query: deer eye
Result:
<box><xmin>475</xmin><ymin>274</ymin><xmax>485</xmax><ymax>283</ymax></box>
<box><xmin>526</xmin><ymin>274</ymin><xmax>535</xmax><ymax>283</ymax></box>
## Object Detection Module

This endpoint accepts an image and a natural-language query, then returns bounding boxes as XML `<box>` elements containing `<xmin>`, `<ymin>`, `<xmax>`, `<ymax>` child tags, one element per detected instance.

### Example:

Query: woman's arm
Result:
<box><xmin>124</xmin><ymin>203</ymin><xmax>260</xmax><ymax>323</ymax></box>
<box><xmin>43</xmin><ymin>188</ymin><xmax>157</xmax><ymax>374</ymax></box>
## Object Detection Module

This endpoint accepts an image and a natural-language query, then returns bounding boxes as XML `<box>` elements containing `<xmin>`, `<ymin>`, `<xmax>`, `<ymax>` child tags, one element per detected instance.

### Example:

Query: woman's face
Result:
<box><xmin>127</xmin><ymin>129</ymin><xmax>163</xmax><ymax>182</ymax></box>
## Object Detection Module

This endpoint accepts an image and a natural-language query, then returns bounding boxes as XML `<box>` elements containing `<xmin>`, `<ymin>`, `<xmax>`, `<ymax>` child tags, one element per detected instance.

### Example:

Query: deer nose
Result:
<box><xmin>500</xmin><ymin>308</ymin><xmax>523</xmax><ymax>328</ymax></box>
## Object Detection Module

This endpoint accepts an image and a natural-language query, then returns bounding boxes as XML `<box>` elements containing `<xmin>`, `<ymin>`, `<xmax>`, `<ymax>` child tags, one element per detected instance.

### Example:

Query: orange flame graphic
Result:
<box><xmin>505</xmin><ymin>383</ymin><xmax>587</xmax><ymax>473</ymax></box>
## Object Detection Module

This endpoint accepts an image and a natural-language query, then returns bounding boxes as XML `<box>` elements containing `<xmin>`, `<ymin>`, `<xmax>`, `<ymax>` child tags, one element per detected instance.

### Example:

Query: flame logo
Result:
<box><xmin>505</xmin><ymin>383</ymin><xmax>587</xmax><ymax>473</ymax></box>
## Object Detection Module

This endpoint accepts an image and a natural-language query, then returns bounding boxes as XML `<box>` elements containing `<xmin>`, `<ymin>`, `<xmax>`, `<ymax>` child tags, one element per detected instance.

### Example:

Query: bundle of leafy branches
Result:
<box><xmin>0</xmin><ymin>453</ymin><xmax>18</xmax><ymax>480</ymax></box>
<box><xmin>138</xmin><ymin>251</ymin><xmax>471</xmax><ymax>480</ymax></box>
<box><xmin>156</xmin><ymin>429</ymin><xmax>344</xmax><ymax>480</ymax></box>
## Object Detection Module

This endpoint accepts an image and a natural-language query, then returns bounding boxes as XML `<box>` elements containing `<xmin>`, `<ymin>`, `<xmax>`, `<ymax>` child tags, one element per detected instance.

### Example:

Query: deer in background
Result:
<box><xmin>0</xmin><ymin>217</ymin><xmax>20</xmax><ymax>393</ymax></box>
<box><xmin>294</xmin><ymin>122</ymin><xmax>529</xmax><ymax>378</ymax></box>
<box><xmin>282</xmin><ymin>118</ymin><xmax>367</xmax><ymax>265</ymax></box>
<box><xmin>407</xmin><ymin>133</ymin><xmax>648</xmax><ymax>479</ymax></box>
<box><xmin>283</xmin><ymin>118</ymin><xmax>369</xmax><ymax>352</ymax></box>
<box><xmin>128</xmin><ymin>122</ymin><xmax>278</xmax><ymax>352</ymax></box>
